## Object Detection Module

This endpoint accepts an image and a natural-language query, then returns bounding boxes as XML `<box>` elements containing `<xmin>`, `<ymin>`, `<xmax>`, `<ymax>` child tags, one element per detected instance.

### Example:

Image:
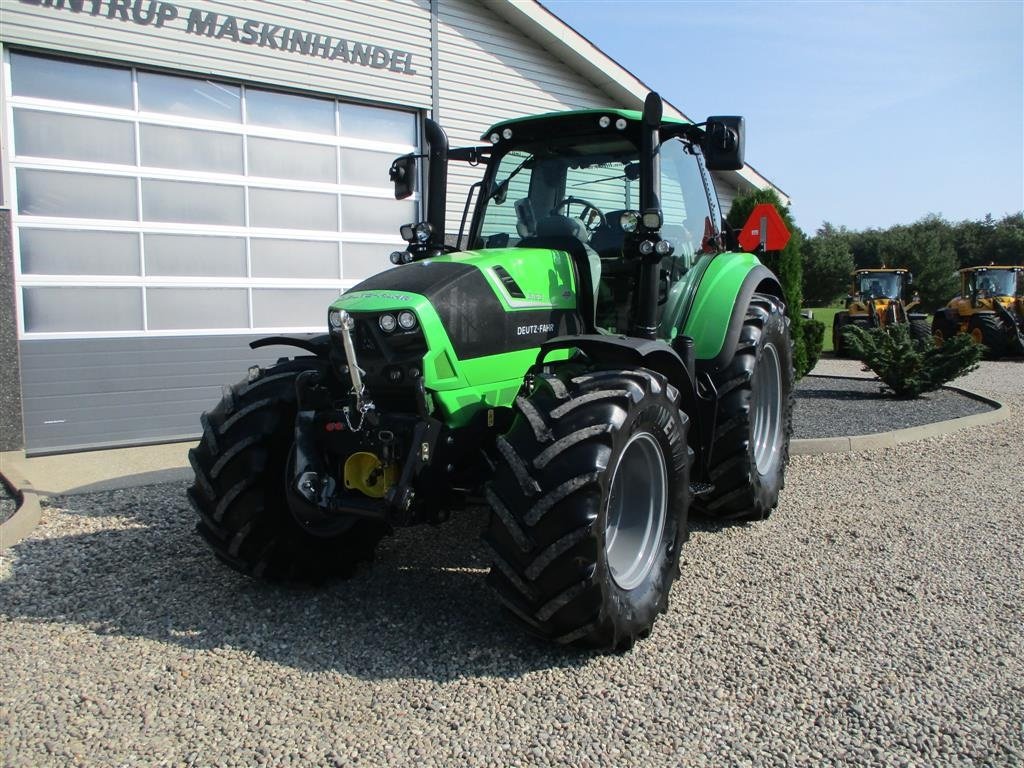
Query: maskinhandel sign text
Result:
<box><xmin>18</xmin><ymin>0</ymin><xmax>419</xmax><ymax>75</ymax></box>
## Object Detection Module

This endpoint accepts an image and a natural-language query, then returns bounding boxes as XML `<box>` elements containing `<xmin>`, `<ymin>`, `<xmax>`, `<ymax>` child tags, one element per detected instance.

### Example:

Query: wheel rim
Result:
<box><xmin>605</xmin><ymin>431</ymin><xmax>668</xmax><ymax>591</ymax></box>
<box><xmin>751</xmin><ymin>343</ymin><xmax>783</xmax><ymax>476</ymax></box>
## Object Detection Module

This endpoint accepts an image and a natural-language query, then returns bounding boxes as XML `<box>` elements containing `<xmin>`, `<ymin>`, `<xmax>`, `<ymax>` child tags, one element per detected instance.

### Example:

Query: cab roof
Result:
<box><xmin>851</xmin><ymin>268</ymin><xmax>910</xmax><ymax>275</ymax></box>
<box><xmin>482</xmin><ymin>108</ymin><xmax>688</xmax><ymax>140</ymax></box>
<box><xmin>959</xmin><ymin>265</ymin><xmax>1023</xmax><ymax>272</ymax></box>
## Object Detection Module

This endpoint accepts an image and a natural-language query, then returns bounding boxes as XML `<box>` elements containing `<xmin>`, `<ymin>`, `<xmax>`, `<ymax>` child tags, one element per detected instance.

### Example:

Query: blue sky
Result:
<box><xmin>541</xmin><ymin>0</ymin><xmax>1024</xmax><ymax>235</ymax></box>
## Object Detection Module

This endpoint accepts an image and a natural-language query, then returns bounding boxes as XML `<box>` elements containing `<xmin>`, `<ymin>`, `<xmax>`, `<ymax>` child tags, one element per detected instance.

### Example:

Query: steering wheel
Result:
<box><xmin>554</xmin><ymin>196</ymin><xmax>607</xmax><ymax>234</ymax></box>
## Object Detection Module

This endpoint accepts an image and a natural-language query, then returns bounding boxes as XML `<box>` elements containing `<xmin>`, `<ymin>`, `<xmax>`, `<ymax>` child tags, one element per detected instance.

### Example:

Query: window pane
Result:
<box><xmin>246</xmin><ymin>88</ymin><xmax>334</xmax><ymax>134</ymax></box>
<box><xmin>339</xmin><ymin>103</ymin><xmax>416</xmax><ymax>145</ymax></box>
<box><xmin>145</xmin><ymin>234</ymin><xmax>246</xmax><ymax>277</ymax></box>
<box><xmin>10</xmin><ymin>52</ymin><xmax>131</xmax><ymax>108</ymax></box>
<box><xmin>341</xmin><ymin>196</ymin><xmax>415</xmax><ymax>235</ymax></box>
<box><xmin>252</xmin><ymin>289</ymin><xmax>340</xmax><ymax>328</ymax></box>
<box><xmin>342</xmin><ymin>242</ymin><xmax>396</xmax><ymax>281</ymax></box>
<box><xmin>251</xmin><ymin>239</ymin><xmax>339</xmax><ymax>278</ymax></box>
<box><xmin>249</xmin><ymin>189</ymin><xmax>337</xmax><ymax>231</ymax></box>
<box><xmin>17</xmin><ymin>169</ymin><xmax>137</xmax><ymax>220</ymax></box>
<box><xmin>138</xmin><ymin>71</ymin><xmax>241</xmax><ymax>122</ymax></box>
<box><xmin>140</xmin><ymin>124</ymin><xmax>243</xmax><ymax>174</ymax></box>
<box><xmin>146</xmin><ymin>288</ymin><xmax>248</xmax><ymax>330</ymax></box>
<box><xmin>13</xmin><ymin>110</ymin><xmax>135</xmax><ymax>165</ymax></box>
<box><xmin>23</xmin><ymin>286</ymin><xmax>142</xmax><ymax>332</ymax></box>
<box><xmin>340</xmin><ymin>148</ymin><xmax>395</xmax><ymax>187</ymax></box>
<box><xmin>247</xmin><ymin>137</ymin><xmax>335</xmax><ymax>183</ymax></box>
<box><xmin>141</xmin><ymin>180</ymin><xmax>244</xmax><ymax>226</ymax></box>
<box><xmin>20</xmin><ymin>229</ymin><xmax>140</xmax><ymax>275</ymax></box>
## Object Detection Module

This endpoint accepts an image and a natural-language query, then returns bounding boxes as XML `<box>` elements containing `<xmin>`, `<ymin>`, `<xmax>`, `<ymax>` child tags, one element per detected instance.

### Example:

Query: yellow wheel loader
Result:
<box><xmin>932</xmin><ymin>266</ymin><xmax>1024</xmax><ymax>359</ymax></box>
<box><xmin>832</xmin><ymin>268</ymin><xmax>929</xmax><ymax>356</ymax></box>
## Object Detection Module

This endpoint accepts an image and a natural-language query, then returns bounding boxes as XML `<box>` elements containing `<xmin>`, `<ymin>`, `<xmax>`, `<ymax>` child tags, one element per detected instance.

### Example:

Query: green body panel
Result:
<box><xmin>484</xmin><ymin>109</ymin><xmax>688</xmax><ymax>138</ymax></box>
<box><xmin>429</xmin><ymin>247</ymin><xmax>578</xmax><ymax>311</ymax></box>
<box><xmin>330</xmin><ymin>248</ymin><xmax>576</xmax><ymax>428</ymax></box>
<box><xmin>664</xmin><ymin>251</ymin><xmax>767</xmax><ymax>360</ymax></box>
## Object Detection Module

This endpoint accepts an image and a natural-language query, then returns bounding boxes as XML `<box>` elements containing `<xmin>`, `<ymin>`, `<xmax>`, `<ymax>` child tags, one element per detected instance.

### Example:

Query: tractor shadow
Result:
<box><xmin>0</xmin><ymin>482</ymin><xmax>594</xmax><ymax>682</ymax></box>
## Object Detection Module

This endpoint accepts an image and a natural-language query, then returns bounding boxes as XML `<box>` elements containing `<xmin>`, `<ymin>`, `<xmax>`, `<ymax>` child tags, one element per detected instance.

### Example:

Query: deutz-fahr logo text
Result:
<box><xmin>516</xmin><ymin>323</ymin><xmax>555</xmax><ymax>336</ymax></box>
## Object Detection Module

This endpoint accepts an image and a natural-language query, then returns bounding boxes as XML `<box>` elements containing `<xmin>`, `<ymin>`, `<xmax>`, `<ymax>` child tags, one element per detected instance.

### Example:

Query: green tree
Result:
<box><xmin>802</xmin><ymin>225</ymin><xmax>854</xmax><ymax>305</ymax></box>
<box><xmin>726</xmin><ymin>188</ymin><xmax>810</xmax><ymax>376</ymax></box>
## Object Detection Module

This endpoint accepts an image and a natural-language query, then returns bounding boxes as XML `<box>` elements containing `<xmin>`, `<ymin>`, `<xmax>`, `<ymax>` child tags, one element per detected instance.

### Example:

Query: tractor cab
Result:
<box><xmin>389</xmin><ymin>100</ymin><xmax>744</xmax><ymax>341</ymax></box>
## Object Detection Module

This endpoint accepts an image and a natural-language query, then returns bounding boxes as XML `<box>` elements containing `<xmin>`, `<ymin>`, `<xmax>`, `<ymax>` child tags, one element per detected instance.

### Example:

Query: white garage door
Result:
<box><xmin>4</xmin><ymin>50</ymin><xmax>420</xmax><ymax>452</ymax></box>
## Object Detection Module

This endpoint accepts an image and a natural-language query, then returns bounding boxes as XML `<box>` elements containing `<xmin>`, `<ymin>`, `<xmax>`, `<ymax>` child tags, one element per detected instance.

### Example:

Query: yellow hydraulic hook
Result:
<box><xmin>343</xmin><ymin>452</ymin><xmax>398</xmax><ymax>498</ymax></box>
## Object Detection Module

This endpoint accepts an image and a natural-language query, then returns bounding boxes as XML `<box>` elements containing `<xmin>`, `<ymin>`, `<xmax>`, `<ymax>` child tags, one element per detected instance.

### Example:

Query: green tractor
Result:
<box><xmin>189</xmin><ymin>94</ymin><xmax>794</xmax><ymax>650</ymax></box>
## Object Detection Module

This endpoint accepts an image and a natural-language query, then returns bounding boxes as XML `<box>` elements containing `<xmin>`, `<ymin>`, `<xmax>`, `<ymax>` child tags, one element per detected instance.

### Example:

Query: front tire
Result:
<box><xmin>698</xmin><ymin>293</ymin><xmax>794</xmax><ymax>522</ymax></box>
<box><xmin>832</xmin><ymin>312</ymin><xmax>850</xmax><ymax>357</ymax></box>
<box><xmin>931</xmin><ymin>313</ymin><xmax>958</xmax><ymax>346</ymax></box>
<box><xmin>188</xmin><ymin>358</ymin><xmax>389</xmax><ymax>582</ymax></box>
<box><xmin>484</xmin><ymin>368</ymin><xmax>691</xmax><ymax>650</ymax></box>
<box><xmin>969</xmin><ymin>314</ymin><xmax>1008</xmax><ymax>359</ymax></box>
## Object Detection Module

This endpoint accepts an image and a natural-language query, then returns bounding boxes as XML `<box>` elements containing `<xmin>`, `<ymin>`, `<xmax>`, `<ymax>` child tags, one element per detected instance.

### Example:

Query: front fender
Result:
<box><xmin>675</xmin><ymin>252</ymin><xmax>782</xmax><ymax>372</ymax></box>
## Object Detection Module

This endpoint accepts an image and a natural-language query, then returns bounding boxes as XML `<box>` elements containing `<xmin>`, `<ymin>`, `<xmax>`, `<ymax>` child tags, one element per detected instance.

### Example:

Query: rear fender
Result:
<box><xmin>678</xmin><ymin>252</ymin><xmax>782</xmax><ymax>374</ymax></box>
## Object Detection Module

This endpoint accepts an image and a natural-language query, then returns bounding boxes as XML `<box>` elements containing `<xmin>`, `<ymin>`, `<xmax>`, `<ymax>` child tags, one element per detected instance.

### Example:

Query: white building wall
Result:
<box><xmin>435</xmin><ymin>0</ymin><xmax>614</xmax><ymax>235</ymax></box>
<box><xmin>0</xmin><ymin>0</ymin><xmax>433</xmax><ymax>109</ymax></box>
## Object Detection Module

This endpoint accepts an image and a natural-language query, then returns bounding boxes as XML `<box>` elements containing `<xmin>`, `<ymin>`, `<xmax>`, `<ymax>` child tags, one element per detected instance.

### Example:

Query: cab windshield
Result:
<box><xmin>474</xmin><ymin>134</ymin><xmax>715</xmax><ymax>266</ymax></box>
<box><xmin>969</xmin><ymin>269</ymin><xmax>1020</xmax><ymax>297</ymax></box>
<box><xmin>856</xmin><ymin>272</ymin><xmax>901</xmax><ymax>300</ymax></box>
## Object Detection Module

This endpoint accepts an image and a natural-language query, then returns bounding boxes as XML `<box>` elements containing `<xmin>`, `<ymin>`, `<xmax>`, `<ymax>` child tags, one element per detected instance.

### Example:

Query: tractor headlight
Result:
<box><xmin>399</xmin><ymin>223</ymin><xmax>415</xmax><ymax>242</ymax></box>
<box><xmin>620</xmin><ymin>211</ymin><xmax>640</xmax><ymax>233</ymax></box>
<box><xmin>390</xmin><ymin>250</ymin><xmax>405</xmax><ymax>265</ymax></box>
<box><xmin>489</xmin><ymin>132</ymin><xmax>500</xmax><ymax>144</ymax></box>
<box><xmin>638</xmin><ymin>240</ymin><xmax>655</xmax><ymax>256</ymax></box>
<box><xmin>397</xmin><ymin>310</ymin><xmax>418</xmax><ymax>331</ymax></box>
<box><xmin>502</xmin><ymin>128</ymin><xmax>513</xmax><ymax>140</ymax></box>
<box><xmin>598</xmin><ymin>115</ymin><xmax>611</xmax><ymax>128</ymax></box>
<box><xmin>615</xmin><ymin>118</ymin><xmax>627</xmax><ymax>130</ymax></box>
<box><xmin>654</xmin><ymin>239</ymin><xmax>673</xmax><ymax>256</ymax></box>
<box><xmin>379</xmin><ymin>314</ymin><xmax>397</xmax><ymax>333</ymax></box>
<box><xmin>328</xmin><ymin>309</ymin><xmax>343</xmax><ymax>330</ymax></box>
<box><xmin>642</xmin><ymin>210</ymin><xmax>663</xmax><ymax>229</ymax></box>
<box><xmin>413</xmin><ymin>221</ymin><xmax>433</xmax><ymax>243</ymax></box>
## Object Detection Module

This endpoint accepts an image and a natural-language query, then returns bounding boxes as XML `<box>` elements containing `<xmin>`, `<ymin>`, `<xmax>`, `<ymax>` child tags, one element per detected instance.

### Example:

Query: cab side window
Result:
<box><xmin>660</xmin><ymin>140</ymin><xmax>715</xmax><ymax>269</ymax></box>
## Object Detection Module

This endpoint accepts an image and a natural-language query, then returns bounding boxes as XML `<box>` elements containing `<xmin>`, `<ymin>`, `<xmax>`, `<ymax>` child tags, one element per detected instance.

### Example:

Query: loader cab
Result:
<box><xmin>468</xmin><ymin>112</ymin><xmax>722</xmax><ymax>334</ymax></box>
<box><xmin>853</xmin><ymin>270</ymin><xmax>903</xmax><ymax>301</ymax></box>
<box><xmin>963</xmin><ymin>267</ymin><xmax>1022</xmax><ymax>300</ymax></box>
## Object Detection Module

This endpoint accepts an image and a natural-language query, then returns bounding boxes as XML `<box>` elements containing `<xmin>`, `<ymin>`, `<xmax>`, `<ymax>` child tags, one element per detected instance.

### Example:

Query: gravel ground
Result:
<box><xmin>792</xmin><ymin>376</ymin><xmax>993</xmax><ymax>439</ymax></box>
<box><xmin>1</xmin><ymin>360</ymin><xmax>1021</xmax><ymax>767</ymax></box>
<box><xmin>0</xmin><ymin>478</ymin><xmax>17</xmax><ymax>525</ymax></box>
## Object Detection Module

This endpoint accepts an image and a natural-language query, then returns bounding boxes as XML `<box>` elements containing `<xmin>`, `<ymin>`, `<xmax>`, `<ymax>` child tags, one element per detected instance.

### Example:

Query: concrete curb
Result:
<box><xmin>791</xmin><ymin>377</ymin><xmax>1009</xmax><ymax>455</ymax></box>
<box><xmin>0</xmin><ymin>463</ymin><xmax>42</xmax><ymax>553</ymax></box>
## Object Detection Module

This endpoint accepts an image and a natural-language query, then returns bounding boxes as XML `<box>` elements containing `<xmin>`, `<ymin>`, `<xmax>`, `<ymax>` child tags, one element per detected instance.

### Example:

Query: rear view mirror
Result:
<box><xmin>389</xmin><ymin>154</ymin><xmax>416</xmax><ymax>200</ymax></box>
<box><xmin>703</xmin><ymin>116</ymin><xmax>745</xmax><ymax>171</ymax></box>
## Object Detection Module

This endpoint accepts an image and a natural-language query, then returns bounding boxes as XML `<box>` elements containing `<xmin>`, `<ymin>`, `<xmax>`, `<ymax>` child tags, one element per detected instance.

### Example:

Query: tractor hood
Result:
<box><xmin>329</xmin><ymin>249</ymin><xmax>584</xmax><ymax>416</ymax></box>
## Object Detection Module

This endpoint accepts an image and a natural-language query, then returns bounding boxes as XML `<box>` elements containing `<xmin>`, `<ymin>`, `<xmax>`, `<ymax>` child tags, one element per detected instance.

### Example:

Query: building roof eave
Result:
<box><xmin>487</xmin><ymin>0</ymin><xmax>789</xmax><ymax>205</ymax></box>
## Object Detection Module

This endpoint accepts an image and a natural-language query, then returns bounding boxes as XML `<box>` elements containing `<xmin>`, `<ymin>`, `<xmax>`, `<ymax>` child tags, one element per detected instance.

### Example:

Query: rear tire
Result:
<box><xmin>188</xmin><ymin>358</ymin><xmax>389</xmax><ymax>583</ymax></box>
<box><xmin>969</xmin><ymin>314</ymin><xmax>1007</xmax><ymax>359</ymax></box>
<box><xmin>697</xmin><ymin>293</ymin><xmax>794</xmax><ymax>522</ymax></box>
<box><xmin>908</xmin><ymin>318</ymin><xmax>931</xmax><ymax>345</ymax></box>
<box><xmin>484</xmin><ymin>368</ymin><xmax>691</xmax><ymax>650</ymax></box>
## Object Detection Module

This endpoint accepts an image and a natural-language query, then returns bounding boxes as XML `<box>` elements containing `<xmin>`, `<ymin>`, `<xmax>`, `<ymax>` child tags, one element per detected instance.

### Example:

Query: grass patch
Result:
<box><xmin>805</xmin><ymin>307</ymin><xmax>843</xmax><ymax>352</ymax></box>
